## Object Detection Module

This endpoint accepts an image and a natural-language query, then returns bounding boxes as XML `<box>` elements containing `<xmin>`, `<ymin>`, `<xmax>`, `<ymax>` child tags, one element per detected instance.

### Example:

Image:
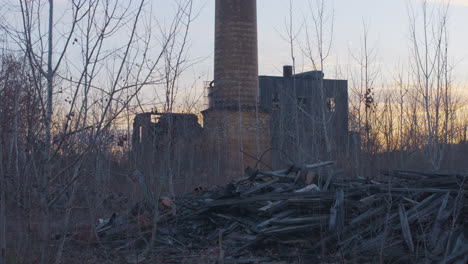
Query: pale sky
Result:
<box><xmin>3</xmin><ymin>0</ymin><xmax>467</xmax><ymax>108</ymax></box>
<box><xmin>181</xmin><ymin>0</ymin><xmax>468</xmax><ymax>91</ymax></box>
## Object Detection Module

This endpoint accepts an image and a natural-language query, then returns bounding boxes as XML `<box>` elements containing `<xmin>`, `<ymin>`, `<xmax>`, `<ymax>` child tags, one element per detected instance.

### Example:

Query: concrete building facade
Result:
<box><xmin>259</xmin><ymin>67</ymin><xmax>349</xmax><ymax>168</ymax></box>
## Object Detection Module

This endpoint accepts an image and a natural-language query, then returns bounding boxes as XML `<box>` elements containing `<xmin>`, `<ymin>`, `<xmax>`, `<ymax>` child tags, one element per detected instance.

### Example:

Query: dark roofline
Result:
<box><xmin>259</xmin><ymin>75</ymin><xmax>347</xmax><ymax>82</ymax></box>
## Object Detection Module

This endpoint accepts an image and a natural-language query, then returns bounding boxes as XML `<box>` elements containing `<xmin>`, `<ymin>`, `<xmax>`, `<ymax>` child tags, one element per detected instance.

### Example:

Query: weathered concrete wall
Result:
<box><xmin>202</xmin><ymin>109</ymin><xmax>270</xmax><ymax>184</ymax></box>
<box><xmin>212</xmin><ymin>0</ymin><xmax>258</xmax><ymax>108</ymax></box>
<box><xmin>132</xmin><ymin>113</ymin><xmax>204</xmax><ymax>194</ymax></box>
<box><xmin>259</xmin><ymin>74</ymin><xmax>349</xmax><ymax>168</ymax></box>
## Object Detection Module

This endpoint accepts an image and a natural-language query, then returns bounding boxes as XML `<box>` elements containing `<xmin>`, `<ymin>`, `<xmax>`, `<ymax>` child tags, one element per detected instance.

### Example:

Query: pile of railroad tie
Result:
<box><xmin>95</xmin><ymin>162</ymin><xmax>467</xmax><ymax>263</ymax></box>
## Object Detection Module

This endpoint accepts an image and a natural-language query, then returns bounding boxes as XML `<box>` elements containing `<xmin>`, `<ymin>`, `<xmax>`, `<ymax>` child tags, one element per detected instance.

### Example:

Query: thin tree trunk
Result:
<box><xmin>40</xmin><ymin>1</ymin><xmax>54</xmax><ymax>263</ymax></box>
<box><xmin>0</xmin><ymin>115</ymin><xmax>6</xmax><ymax>264</ymax></box>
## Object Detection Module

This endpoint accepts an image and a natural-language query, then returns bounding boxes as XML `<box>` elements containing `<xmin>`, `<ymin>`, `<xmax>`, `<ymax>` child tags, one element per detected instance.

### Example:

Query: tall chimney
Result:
<box><xmin>203</xmin><ymin>0</ymin><xmax>270</xmax><ymax>183</ymax></box>
<box><xmin>212</xmin><ymin>0</ymin><xmax>258</xmax><ymax>109</ymax></box>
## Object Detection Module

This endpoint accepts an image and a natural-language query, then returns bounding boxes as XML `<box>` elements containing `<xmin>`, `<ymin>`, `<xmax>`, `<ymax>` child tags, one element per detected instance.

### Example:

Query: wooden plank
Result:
<box><xmin>258</xmin><ymin>171</ymin><xmax>296</xmax><ymax>181</ymax></box>
<box><xmin>261</xmin><ymin>223</ymin><xmax>319</xmax><ymax>235</ymax></box>
<box><xmin>225</xmin><ymin>257</ymin><xmax>273</xmax><ymax>264</ymax></box>
<box><xmin>305</xmin><ymin>161</ymin><xmax>335</xmax><ymax>170</ymax></box>
<box><xmin>399</xmin><ymin>203</ymin><xmax>415</xmax><ymax>253</ymax></box>
<box><xmin>207</xmin><ymin>190</ymin><xmax>338</xmax><ymax>207</ymax></box>
<box><xmin>344</xmin><ymin>233</ymin><xmax>386</xmax><ymax>255</ymax></box>
<box><xmin>402</xmin><ymin>197</ymin><xmax>419</xmax><ymax>206</ymax></box>
<box><xmin>430</xmin><ymin>192</ymin><xmax>451</xmax><ymax>246</ymax></box>
<box><xmin>407</xmin><ymin>195</ymin><xmax>444</xmax><ymax>223</ymax></box>
<box><xmin>241</xmin><ymin>178</ymin><xmax>279</xmax><ymax>197</ymax></box>
<box><xmin>294</xmin><ymin>164</ymin><xmax>309</xmax><ymax>187</ymax></box>
<box><xmin>287</xmin><ymin>198</ymin><xmax>334</xmax><ymax>204</ymax></box>
<box><xmin>232</xmin><ymin>236</ymin><xmax>265</xmax><ymax>253</ymax></box>
<box><xmin>329</xmin><ymin>189</ymin><xmax>344</xmax><ymax>233</ymax></box>
<box><xmin>257</xmin><ymin>209</ymin><xmax>296</xmax><ymax>228</ymax></box>
<box><xmin>444</xmin><ymin>248</ymin><xmax>468</xmax><ymax>264</ymax></box>
<box><xmin>225</xmin><ymin>232</ymin><xmax>257</xmax><ymax>242</ymax></box>
<box><xmin>359</xmin><ymin>194</ymin><xmax>382</xmax><ymax>206</ymax></box>
<box><xmin>295</xmin><ymin>184</ymin><xmax>320</xmax><ymax>193</ymax></box>
<box><xmin>256</xmin><ymin>161</ymin><xmax>333</xmax><ymax>182</ymax></box>
<box><xmin>323</xmin><ymin>169</ymin><xmax>344</xmax><ymax>191</ymax></box>
<box><xmin>258</xmin><ymin>201</ymin><xmax>287</xmax><ymax>213</ymax></box>
<box><xmin>394</xmin><ymin>169</ymin><xmax>454</xmax><ymax>178</ymax></box>
<box><xmin>377</xmin><ymin>186</ymin><xmax>458</xmax><ymax>193</ymax></box>
<box><xmin>350</xmin><ymin>206</ymin><xmax>384</xmax><ymax>225</ymax></box>
<box><xmin>270</xmin><ymin>216</ymin><xmax>328</xmax><ymax>225</ymax></box>
<box><xmin>212</xmin><ymin>213</ymin><xmax>259</xmax><ymax>234</ymax></box>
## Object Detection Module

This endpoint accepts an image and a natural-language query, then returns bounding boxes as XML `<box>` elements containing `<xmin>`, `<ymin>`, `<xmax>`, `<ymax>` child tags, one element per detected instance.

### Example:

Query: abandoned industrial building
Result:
<box><xmin>132</xmin><ymin>0</ymin><xmax>351</xmax><ymax>192</ymax></box>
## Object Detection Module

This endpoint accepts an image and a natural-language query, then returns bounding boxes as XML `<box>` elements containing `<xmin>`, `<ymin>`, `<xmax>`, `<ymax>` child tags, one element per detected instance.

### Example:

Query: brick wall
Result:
<box><xmin>202</xmin><ymin>108</ymin><xmax>270</xmax><ymax>184</ymax></box>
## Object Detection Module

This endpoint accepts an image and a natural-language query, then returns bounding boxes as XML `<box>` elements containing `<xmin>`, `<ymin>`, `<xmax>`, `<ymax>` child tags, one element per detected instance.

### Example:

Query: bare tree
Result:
<box><xmin>347</xmin><ymin>20</ymin><xmax>380</xmax><ymax>176</ymax></box>
<box><xmin>0</xmin><ymin>65</ymin><xmax>5</xmax><ymax>264</ymax></box>
<box><xmin>408</xmin><ymin>0</ymin><xmax>453</xmax><ymax>169</ymax></box>
<box><xmin>160</xmin><ymin>0</ymin><xmax>194</xmax><ymax>216</ymax></box>
<box><xmin>0</xmin><ymin>0</ymin><xmax>195</xmax><ymax>262</ymax></box>
<box><xmin>353</xmin><ymin>22</ymin><xmax>378</xmax><ymax>154</ymax></box>
<box><xmin>303</xmin><ymin>0</ymin><xmax>334</xmax><ymax>158</ymax></box>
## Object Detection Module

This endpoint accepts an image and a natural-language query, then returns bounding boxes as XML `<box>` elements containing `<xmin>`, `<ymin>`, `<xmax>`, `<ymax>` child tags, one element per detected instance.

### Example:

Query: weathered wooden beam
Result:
<box><xmin>257</xmin><ymin>209</ymin><xmax>296</xmax><ymax>228</ymax></box>
<box><xmin>270</xmin><ymin>216</ymin><xmax>328</xmax><ymax>225</ymax></box>
<box><xmin>261</xmin><ymin>223</ymin><xmax>320</xmax><ymax>235</ymax></box>
<box><xmin>241</xmin><ymin>178</ymin><xmax>279</xmax><ymax>197</ymax></box>
<box><xmin>399</xmin><ymin>203</ymin><xmax>415</xmax><ymax>253</ymax></box>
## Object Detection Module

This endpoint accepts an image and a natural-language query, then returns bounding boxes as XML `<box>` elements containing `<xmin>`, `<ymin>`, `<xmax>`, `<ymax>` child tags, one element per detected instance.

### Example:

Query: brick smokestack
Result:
<box><xmin>203</xmin><ymin>0</ymin><xmax>270</xmax><ymax>183</ymax></box>
<box><xmin>212</xmin><ymin>0</ymin><xmax>258</xmax><ymax>109</ymax></box>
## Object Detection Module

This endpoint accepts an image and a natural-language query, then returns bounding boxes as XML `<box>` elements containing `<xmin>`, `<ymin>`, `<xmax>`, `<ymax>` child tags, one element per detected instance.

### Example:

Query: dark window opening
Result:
<box><xmin>327</xmin><ymin>97</ymin><xmax>336</xmax><ymax>112</ymax></box>
<box><xmin>272</xmin><ymin>93</ymin><xmax>280</xmax><ymax>109</ymax></box>
<box><xmin>139</xmin><ymin>126</ymin><xmax>143</xmax><ymax>144</ymax></box>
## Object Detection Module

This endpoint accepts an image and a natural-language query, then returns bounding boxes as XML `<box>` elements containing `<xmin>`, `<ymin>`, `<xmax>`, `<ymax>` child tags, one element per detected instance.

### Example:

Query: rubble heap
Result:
<box><xmin>94</xmin><ymin>162</ymin><xmax>467</xmax><ymax>263</ymax></box>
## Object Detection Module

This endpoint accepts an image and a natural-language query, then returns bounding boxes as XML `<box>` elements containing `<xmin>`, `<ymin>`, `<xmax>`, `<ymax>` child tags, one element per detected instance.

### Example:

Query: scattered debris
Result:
<box><xmin>92</xmin><ymin>162</ymin><xmax>467</xmax><ymax>263</ymax></box>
